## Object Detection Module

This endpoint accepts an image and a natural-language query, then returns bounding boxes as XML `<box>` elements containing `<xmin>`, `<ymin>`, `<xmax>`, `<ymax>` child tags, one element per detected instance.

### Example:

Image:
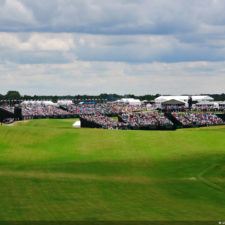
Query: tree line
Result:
<box><xmin>0</xmin><ymin>91</ymin><xmax>225</xmax><ymax>102</ymax></box>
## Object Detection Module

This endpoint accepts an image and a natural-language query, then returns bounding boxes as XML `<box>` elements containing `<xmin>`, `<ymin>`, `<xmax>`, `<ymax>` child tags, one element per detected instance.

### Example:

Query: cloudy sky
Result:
<box><xmin>0</xmin><ymin>0</ymin><xmax>225</xmax><ymax>95</ymax></box>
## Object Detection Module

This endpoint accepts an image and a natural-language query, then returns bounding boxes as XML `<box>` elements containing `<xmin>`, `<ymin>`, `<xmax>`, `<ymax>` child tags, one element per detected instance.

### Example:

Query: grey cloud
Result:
<box><xmin>0</xmin><ymin>1</ymin><xmax>225</xmax><ymax>64</ymax></box>
<box><xmin>1</xmin><ymin>61</ymin><xmax>225</xmax><ymax>95</ymax></box>
<box><xmin>0</xmin><ymin>33</ymin><xmax>76</xmax><ymax>64</ymax></box>
<box><xmin>1</xmin><ymin>0</ymin><xmax>225</xmax><ymax>95</ymax></box>
<box><xmin>0</xmin><ymin>0</ymin><xmax>216</xmax><ymax>34</ymax></box>
<box><xmin>0</xmin><ymin>50</ymin><xmax>74</xmax><ymax>64</ymax></box>
<box><xmin>73</xmin><ymin>34</ymin><xmax>225</xmax><ymax>63</ymax></box>
<box><xmin>1</xmin><ymin>33</ymin><xmax>225</xmax><ymax>64</ymax></box>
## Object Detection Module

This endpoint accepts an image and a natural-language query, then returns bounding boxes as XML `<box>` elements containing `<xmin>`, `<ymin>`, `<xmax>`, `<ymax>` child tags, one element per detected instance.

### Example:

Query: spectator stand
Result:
<box><xmin>219</xmin><ymin>101</ymin><xmax>225</xmax><ymax>112</ymax></box>
<box><xmin>0</xmin><ymin>107</ymin><xmax>15</xmax><ymax>125</ymax></box>
<box><xmin>170</xmin><ymin>112</ymin><xmax>225</xmax><ymax>128</ymax></box>
<box><xmin>215</xmin><ymin>113</ymin><xmax>225</xmax><ymax>122</ymax></box>
<box><xmin>164</xmin><ymin>112</ymin><xmax>183</xmax><ymax>129</ymax></box>
<box><xmin>170</xmin><ymin>112</ymin><xmax>193</xmax><ymax>128</ymax></box>
<box><xmin>119</xmin><ymin>112</ymin><xmax>175</xmax><ymax>130</ymax></box>
<box><xmin>80</xmin><ymin>114</ymin><xmax>128</xmax><ymax>130</ymax></box>
<box><xmin>80</xmin><ymin>116</ymin><xmax>102</xmax><ymax>129</ymax></box>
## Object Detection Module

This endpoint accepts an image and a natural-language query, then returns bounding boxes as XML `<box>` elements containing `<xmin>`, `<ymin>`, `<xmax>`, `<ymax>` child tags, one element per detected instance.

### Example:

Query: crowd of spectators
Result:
<box><xmin>160</xmin><ymin>105</ymin><xmax>225</xmax><ymax>112</ymax></box>
<box><xmin>0</xmin><ymin>103</ymin><xmax>146</xmax><ymax>119</ymax></box>
<box><xmin>184</xmin><ymin>112</ymin><xmax>224</xmax><ymax>126</ymax></box>
<box><xmin>120</xmin><ymin>112</ymin><xmax>158</xmax><ymax>127</ymax></box>
<box><xmin>156</xmin><ymin>113</ymin><xmax>174</xmax><ymax>126</ymax></box>
<box><xmin>120</xmin><ymin>112</ymin><xmax>173</xmax><ymax>128</ymax></box>
<box><xmin>81</xmin><ymin>112</ymin><xmax>174</xmax><ymax>130</ymax></box>
<box><xmin>1</xmin><ymin>102</ymin><xmax>225</xmax><ymax>129</ymax></box>
<box><xmin>80</xmin><ymin>114</ymin><xmax>127</xmax><ymax>129</ymax></box>
<box><xmin>172</xmin><ymin>112</ymin><xmax>193</xmax><ymax>126</ymax></box>
<box><xmin>0</xmin><ymin>105</ymin><xmax>14</xmax><ymax>113</ymax></box>
<box><xmin>172</xmin><ymin>112</ymin><xmax>224</xmax><ymax>126</ymax></box>
<box><xmin>192</xmin><ymin>106</ymin><xmax>219</xmax><ymax>112</ymax></box>
<box><xmin>22</xmin><ymin>104</ymin><xmax>72</xmax><ymax>119</ymax></box>
<box><xmin>66</xmin><ymin>103</ymin><xmax>145</xmax><ymax>116</ymax></box>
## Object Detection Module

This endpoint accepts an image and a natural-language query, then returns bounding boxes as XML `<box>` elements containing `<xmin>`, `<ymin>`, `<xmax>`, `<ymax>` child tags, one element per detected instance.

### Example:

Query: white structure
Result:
<box><xmin>196</xmin><ymin>101</ymin><xmax>214</xmax><ymax>106</ymax></box>
<box><xmin>161</xmin><ymin>99</ymin><xmax>186</xmax><ymax>106</ymax></box>
<box><xmin>116</xmin><ymin>98</ymin><xmax>141</xmax><ymax>105</ymax></box>
<box><xmin>57</xmin><ymin>99</ymin><xmax>73</xmax><ymax>105</ymax></box>
<box><xmin>146</xmin><ymin>104</ymin><xmax>153</xmax><ymax>111</ymax></box>
<box><xmin>155</xmin><ymin>96</ymin><xmax>213</xmax><ymax>104</ymax></box>
<box><xmin>21</xmin><ymin>100</ymin><xmax>56</xmax><ymax>106</ymax></box>
<box><xmin>219</xmin><ymin>101</ymin><xmax>225</xmax><ymax>106</ymax></box>
<box><xmin>72</xmin><ymin>120</ymin><xmax>81</xmax><ymax>128</ymax></box>
<box><xmin>43</xmin><ymin>101</ymin><xmax>55</xmax><ymax>105</ymax></box>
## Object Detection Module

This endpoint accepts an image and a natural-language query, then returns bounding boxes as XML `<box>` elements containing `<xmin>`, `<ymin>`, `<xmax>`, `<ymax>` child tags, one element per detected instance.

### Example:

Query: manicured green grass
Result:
<box><xmin>0</xmin><ymin>119</ymin><xmax>224</xmax><ymax>221</ymax></box>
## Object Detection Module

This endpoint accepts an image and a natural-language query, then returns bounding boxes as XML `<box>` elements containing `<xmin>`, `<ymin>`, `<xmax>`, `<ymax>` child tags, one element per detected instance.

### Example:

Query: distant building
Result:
<box><xmin>155</xmin><ymin>95</ymin><xmax>213</xmax><ymax>106</ymax></box>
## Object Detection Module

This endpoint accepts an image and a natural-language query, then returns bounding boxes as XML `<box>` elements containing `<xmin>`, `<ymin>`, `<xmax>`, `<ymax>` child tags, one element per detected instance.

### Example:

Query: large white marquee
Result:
<box><xmin>155</xmin><ymin>95</ymin><xmax>213</xmax><ymax>104</ymax></box>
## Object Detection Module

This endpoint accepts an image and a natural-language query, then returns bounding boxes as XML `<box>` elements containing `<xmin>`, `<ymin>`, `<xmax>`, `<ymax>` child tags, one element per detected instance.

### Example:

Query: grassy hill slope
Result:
<box><xmin>0</xmin><ymin>119</ymin><xmax>224</xmax><ymax>221</ymax></box>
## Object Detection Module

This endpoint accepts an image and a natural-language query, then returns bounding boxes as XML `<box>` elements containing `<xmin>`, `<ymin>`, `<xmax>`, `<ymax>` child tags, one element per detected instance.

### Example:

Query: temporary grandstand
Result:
<box><xmin>1</xmin><ymin>100</ymin><xmax>225</xmax><ymax>129</ymax></box>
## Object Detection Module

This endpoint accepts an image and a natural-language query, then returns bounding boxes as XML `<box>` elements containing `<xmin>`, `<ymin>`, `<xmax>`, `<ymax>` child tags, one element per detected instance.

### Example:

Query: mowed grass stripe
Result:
<box><xmin>0</xmin><ymin>170</ymin><xmax>203</xmax><ymax>183</ymax></box>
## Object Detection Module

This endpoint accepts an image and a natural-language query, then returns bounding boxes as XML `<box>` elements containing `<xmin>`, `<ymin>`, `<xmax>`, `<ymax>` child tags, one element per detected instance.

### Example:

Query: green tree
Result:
<box><xmin>5</xmin><ymin>91</ymin><xmax>21</xmax><ymax>99</ymax></box>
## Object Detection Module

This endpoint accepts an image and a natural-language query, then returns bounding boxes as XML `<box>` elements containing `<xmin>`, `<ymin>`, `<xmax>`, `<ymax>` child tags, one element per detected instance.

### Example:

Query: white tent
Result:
<box><xmin>21</xmin><ymin>100</ymin><xmax>56</xmax><ymax>106</ymax></box>
<box><xmin>72</xmin><ymin>120</ymin><xmax>81</xmax><ymax>128</ymax></box>
<box><xmin>43</xmin><ymin>101</ymin><xmax>55</xmax><ymax>105</ymax></box>
<box><xmin>116</xmin><ymin>98</ymin><xmax>141</xmax><ymax>106</ymax></box>
<box><xmin>219</xmin><ymin>101</ymin><xmax>225</xmax><ymax>106</ymax></box>
<box><xmin>21</xmin><ymin>100</ymin><xmax>37</xmax><ymax>105</ymax></box>
<box><xmin>196</xmin><ymin>101</ymin><xmax>214</xmax><ymax>106</ymax></box>
<box><xmin>146</xmin><ymin>104</ymin><xmax>153</xmax><ymax>111</ymax></box>
<box><xmin>57</xmin><ymin>100</ymin><xmax>73</xmax><ymax>105</ymax></box>
<box><xmin>155</xmin><ymin>95</ymin><xmax>214</xmax><ymax>103</ymax></box>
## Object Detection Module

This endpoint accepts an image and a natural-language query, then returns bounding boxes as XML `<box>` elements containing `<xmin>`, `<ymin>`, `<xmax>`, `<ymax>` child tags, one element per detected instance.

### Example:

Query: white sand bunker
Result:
<box><xmin>72</xmin><ymin>120</ymin><xmax>81</xmax><ymax>128</ymax></box>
